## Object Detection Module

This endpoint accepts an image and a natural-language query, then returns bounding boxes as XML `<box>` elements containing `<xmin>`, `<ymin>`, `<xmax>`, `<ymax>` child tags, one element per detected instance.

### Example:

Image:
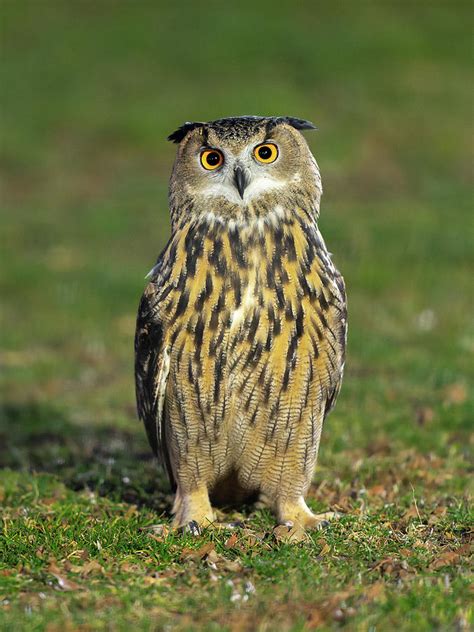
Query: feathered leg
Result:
<box><xmin>172</xmin><ymin>484</ymin><xmax>215</xmax><ymax>531</ymax></box>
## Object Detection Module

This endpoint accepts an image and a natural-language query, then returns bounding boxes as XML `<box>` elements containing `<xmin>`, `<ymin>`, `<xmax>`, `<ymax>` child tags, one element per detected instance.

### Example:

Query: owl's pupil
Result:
<box><xmin>207</xmin><ymin>152</ymin><xmax>220</xmax><ymax>166</ymax></box>
<box><xmin>258</xmin><ymin>146</ymin><xmax>272</xmax><ymax>159</ymax></box>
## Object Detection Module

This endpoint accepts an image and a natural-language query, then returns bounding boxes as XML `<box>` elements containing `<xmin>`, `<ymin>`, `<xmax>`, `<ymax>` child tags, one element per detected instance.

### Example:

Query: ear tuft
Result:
<box><xmin>167</xmin><ymin>121</ymin><xmax>205</xmax><ymax>143</ymax></box>
<box><xmin>278</xmin><ymin>116</ymin><xmax>317</xmax><ymax>131</ymax></box>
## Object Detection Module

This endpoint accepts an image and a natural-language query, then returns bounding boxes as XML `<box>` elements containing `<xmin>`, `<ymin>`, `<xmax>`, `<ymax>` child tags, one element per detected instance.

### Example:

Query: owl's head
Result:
<box><xmin>167</xmin><ymin>116</ymin><xmax>321</xmax><ymax>226</ymax></box>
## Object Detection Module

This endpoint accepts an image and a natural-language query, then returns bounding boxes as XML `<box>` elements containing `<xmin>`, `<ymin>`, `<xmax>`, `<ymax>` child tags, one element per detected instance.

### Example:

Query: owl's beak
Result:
<box><xmin>233</xmin><ymin>166</ymin><xmax>249</xmax><ymax>199</ymax></box>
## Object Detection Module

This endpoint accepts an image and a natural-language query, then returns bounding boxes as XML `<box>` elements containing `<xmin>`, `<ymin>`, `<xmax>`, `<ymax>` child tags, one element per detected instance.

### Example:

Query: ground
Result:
<box><xmin>0</xmin><ymin>2</ymin><xmax>472</xmax><ymax>630</ymax></box>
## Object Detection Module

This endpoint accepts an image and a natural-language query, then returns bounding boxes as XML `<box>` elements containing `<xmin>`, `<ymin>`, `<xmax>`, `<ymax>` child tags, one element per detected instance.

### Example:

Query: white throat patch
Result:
<box><xmin>205</xmin><ymin>176</ymin><xmax>285</xmax><ymax>205</ymax></box>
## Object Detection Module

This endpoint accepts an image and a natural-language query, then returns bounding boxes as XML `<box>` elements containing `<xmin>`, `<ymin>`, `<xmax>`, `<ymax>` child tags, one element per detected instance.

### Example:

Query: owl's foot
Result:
<box><xmin>276</xmin><ymin>496</ymin><xmax>338</xmax><ymax>530</ymax></box>
<box><xmin>172</xmin><ymin>485</ymin><xmax>216</xmax><ymax>530</ymax></box>
<box><xmin>178</xmin><ymin>520</ymin><xmax>202</xmax><ymax>536</ymax></box>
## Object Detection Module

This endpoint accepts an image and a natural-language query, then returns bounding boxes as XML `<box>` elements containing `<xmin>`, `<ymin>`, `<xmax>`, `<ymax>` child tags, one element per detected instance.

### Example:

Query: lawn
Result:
<box><xmin>0</xmin><ymin>1</ymin><xmax>472</xmax><ymax>630</ymax></box>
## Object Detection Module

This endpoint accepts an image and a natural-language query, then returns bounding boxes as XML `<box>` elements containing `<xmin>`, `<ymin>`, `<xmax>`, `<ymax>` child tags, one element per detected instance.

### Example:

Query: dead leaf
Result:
<box><xmin>273</xmin><ymin>524</ymin><xmax>309</xmax><ymax>544</ymax></box>
<box><xmin>180</xmin><ymin>542</ymin><xmax>215</xmax><ymax>563</ymax></box>
<box><xmin>205</xmin><ymin>549</ymin><xmax>221</xmax><ymax>565</ymax></box>
<box><xmin>80</xmin><ymin>560</ymin><xmax>104</xmax><ymax>577</ymax></box>
<box><xmin>429</xmin><ymin>551</ymin><xmax>461</xmax><ymax>570</ymax></box>
<box><xmin>120</xmin><ymin>562</ymin><xmax>142</xmax><ymax>573</ymax></box>
<box><xmin>65</xmin><ymin>564</ymin><xmax>83</xmax><ymax>574</ymax></box>
<box><xmin>139</xmin><ymin>524</ymin><xmax>169</xmax><ymax>537</ymax></box>
<box><xmin>225</xmin><ymin>533</ymin><xmax>239</xmax><ymax>549</ymax></box>
<box><xmin>221</xmin><ymin>559</ymin><xmax>243</xmax><ymax>572</ymax></box>
<box><xmin>402</xmin><ymin>506</ymin><xmax>421</xmax><ymax>522</ymax></box>
<box><xmin>53</xmin><ymin>574</ymin><xmax>81</xmax><ymax>591</ymax></box>
<box><xmin>455</xmin><ymin>543</ymin><xmax>472</xmax><ymax>556</ymax></box>
<box><xmin>207</xmin><ymin>549</ymin><xmax>243</xmax><ymax>572</ymax></box>
<box><xmin>240</xmin><ymin>529</ymin><xmax>269</xmax><ymax>548</ymax></box>
<box><xmin>124</xmin><ymin>505</ymin><xmax>138</xmax><ymax>520</ymax></box>
<box><xmin>47</xmin><ymin>562</ymin><xmax>61</xmax><ymax>574</ymax></box>
<box><xmin>367</xmin><ymin>485</ymin><xmax>387</xmax><ymax>498</ymax></box>
<box><xmin>319</xmin><ymin>541</ymin><xmax>331</xmax><ymax>556</ymax></box>
<box><xmin>371</xmin><ymin>558</ymin><xmax>411</xmax><ymax>579</ymax></box>
<box><xmin>147</xmin><ymin>533</ymin><xmax>169</xmax><ymax>543</ymax></box>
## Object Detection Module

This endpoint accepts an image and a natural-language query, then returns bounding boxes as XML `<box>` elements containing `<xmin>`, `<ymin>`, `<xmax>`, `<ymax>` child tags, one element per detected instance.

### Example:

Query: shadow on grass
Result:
<box><xmin>0</xmin><ymin>401</ymin><xmax>171</xmax><ymax>515</ymax></box>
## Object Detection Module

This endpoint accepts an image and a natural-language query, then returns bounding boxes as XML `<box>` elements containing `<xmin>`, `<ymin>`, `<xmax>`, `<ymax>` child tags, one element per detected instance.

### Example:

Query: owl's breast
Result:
<box><xmin>157</xmin><ymin>214</ymin><xmax>346</xmax><ymax>440</ymax></box>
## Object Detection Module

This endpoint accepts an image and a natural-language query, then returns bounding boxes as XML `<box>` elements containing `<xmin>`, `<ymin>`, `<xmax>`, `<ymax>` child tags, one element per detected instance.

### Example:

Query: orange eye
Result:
<box><xmin>254</xmin><ymin>143</ymin><xmax>278</xmax><ymax>164</ymax></box>
<box><xmin>200</xmin><ymin>149</ymin><xmax>224</xmax><ymax>170</ymax></box>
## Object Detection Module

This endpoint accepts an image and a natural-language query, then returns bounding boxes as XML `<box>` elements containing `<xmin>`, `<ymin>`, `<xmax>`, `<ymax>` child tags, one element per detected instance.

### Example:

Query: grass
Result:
<box><xmin>0</xmin><ymin>1</ymin><xmax>472</xmax><ymax>630</ymax></box>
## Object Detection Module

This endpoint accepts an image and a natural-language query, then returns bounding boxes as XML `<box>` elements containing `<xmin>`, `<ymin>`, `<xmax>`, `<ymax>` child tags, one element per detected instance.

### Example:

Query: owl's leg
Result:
<box><xmin>269</xmin><ymin>414</ymin><xmax>337</xmax><ymax>529</ymax></box>
<box><xmin>172</xmin><ymin>485</ymin><xmax>216</xmax><ymax>531</ymax></box>
<box><xmin>276</xmin><ymin>496</ymin><xmax>337</xmax><ymax>529</ymax></box>
<box><xmin>254</xmin><ymin>490</ymin><xmax>273</xmax><ymax>510</ymax></box>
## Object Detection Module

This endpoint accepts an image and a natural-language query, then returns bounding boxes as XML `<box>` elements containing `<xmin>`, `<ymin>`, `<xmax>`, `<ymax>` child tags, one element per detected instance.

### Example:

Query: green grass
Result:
<box><xmin>0</xmin><ymin>1</ymin><xmax>472</xmax><ymax>630</ymax></box>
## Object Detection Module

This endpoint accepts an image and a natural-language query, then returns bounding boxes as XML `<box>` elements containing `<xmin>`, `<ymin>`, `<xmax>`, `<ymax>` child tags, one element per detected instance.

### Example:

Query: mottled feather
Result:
<box><xmin>135</xmin><ymin>115</ymin><xmax>347</xmax><ymax>529</ymax></box>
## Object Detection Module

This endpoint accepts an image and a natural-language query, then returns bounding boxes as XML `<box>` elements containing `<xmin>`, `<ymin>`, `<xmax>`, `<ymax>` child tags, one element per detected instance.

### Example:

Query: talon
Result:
<box><xmin>179</xmin><ymin>520</ymin><xmax>201</xmax><ymax>536</ymax></box>
<box><xmin>188</xmin><ymin>520</ymin><xmax>201</xmax><ymax>536</ymax></box>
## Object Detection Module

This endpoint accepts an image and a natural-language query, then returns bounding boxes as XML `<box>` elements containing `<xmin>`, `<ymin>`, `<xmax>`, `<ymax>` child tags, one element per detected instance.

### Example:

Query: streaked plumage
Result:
<box><xmin>135</xmin><ymin>116</ymin><xmax>347</xmax><ymax>530</ymax></box>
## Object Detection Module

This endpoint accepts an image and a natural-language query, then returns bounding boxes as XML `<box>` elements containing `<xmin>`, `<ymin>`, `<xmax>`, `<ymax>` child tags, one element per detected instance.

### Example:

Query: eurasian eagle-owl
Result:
<box><xmin>135</xmin><ymin>116</ymin><xmax>347</xmax><ymax>532</ymax></box>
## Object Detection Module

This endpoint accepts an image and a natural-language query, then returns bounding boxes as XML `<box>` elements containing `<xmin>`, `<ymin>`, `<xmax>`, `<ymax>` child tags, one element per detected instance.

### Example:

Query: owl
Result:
<box><xmin>135</xmin><ymin>116</ymin><xmax>347</xmax><ymax>533</ymax></box>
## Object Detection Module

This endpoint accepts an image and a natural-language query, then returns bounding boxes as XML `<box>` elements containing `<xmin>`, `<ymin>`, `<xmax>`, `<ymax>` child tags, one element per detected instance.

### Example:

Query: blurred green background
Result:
<box><xmin>0</xmin><ymin>2</ymin><xmax>472</xmax><ymax>629</ymax></box>
<box><xmin>1</xmin><ymin>1</ymin><xmax>472</xmax><ymax>448</ymax></box>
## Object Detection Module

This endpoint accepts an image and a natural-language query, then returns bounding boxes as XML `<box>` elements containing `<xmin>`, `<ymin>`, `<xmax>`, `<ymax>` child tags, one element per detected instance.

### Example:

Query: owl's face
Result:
<box><xmin>168</xmin><ymin>116</ymin><xmax>322</xmax><ymax>224</ymax></box>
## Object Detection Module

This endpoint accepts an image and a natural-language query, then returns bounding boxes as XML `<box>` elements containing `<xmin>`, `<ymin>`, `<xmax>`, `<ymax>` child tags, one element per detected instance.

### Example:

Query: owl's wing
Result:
<box><xmin>134</xmin><ymin>253</ymin><xmax>174</xmax><ymax>487</ymax></box>
<box><xmin>323</xmin><ymin>268</ymin><xmax>348</xmax><ymax>420</ymax></box>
